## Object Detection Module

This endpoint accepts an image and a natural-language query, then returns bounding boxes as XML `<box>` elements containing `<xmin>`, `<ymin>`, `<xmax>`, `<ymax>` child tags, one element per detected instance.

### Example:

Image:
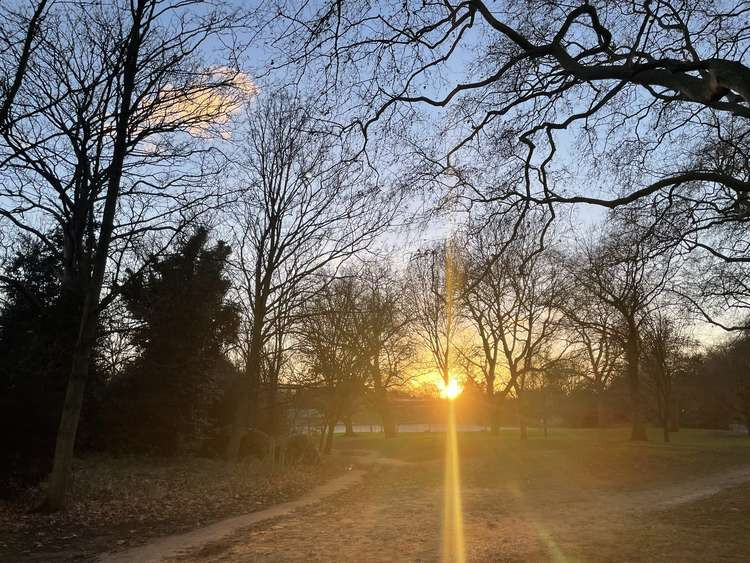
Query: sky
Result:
<box><xmin>0</xmin><ymin>0</ymin><xmax>735</xmax><ymax>349</ymax></box>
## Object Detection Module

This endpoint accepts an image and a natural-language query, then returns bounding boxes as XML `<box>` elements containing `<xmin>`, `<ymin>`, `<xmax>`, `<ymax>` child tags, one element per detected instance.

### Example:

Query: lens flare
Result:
<box><xmin>442</xmin><ymin>399</ymin><xmax>465</xmax><ymax>563</ymax></box>
<box><xmin>438</xmin><ymin>377</ymin><xmax>463</xmax><ymax>400</ymax></box>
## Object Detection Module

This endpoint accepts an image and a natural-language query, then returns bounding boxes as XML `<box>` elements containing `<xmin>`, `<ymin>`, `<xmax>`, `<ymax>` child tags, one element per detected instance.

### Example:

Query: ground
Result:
<box><xmin>3</xmin><ymin>428</ymin><xmax>750</xmax><ymax>562</ymax></box>
<box><xmin>175</xmin><ymin>428</ymin><xmax>750</xmax><ymax>562</ymax></box>
<box><xmin>0</xmin><ymin>455</ymin><xmax>346</xmax><ymax>562</ymax></box>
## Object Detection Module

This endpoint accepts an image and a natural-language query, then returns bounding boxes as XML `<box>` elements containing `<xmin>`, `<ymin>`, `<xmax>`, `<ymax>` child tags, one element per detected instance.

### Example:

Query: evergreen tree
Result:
<box><xmin>0</xmin><ymin>237</ymin><xmax>88</xmax><ymax>491</ymax></box>
<box><xmin>102</xmin><ymin>229</ymin><xmax>239</xmax><ymax>454</ymax></box>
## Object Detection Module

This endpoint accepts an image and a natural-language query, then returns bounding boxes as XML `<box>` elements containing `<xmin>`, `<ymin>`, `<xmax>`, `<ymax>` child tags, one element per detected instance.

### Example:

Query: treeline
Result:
<box><xmin>0</xmin><ymin>230</ymin><xmax>239</xmax><ymax>486</ymax></box>
<box><xmin>3</xmin><ymin>213</ymin><xmax>749</xmax><ymax>497</ymax></box>
<box><xmin>3</xmin><ymin>0</ymin><xmax>750</xmax><ymax>512</ymax></box>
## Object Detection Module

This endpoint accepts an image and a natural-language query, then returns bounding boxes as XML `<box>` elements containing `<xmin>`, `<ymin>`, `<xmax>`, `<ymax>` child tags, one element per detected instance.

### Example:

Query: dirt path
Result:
<box><xmin>98</xmin><ymin>452</ymin><xmax>750</xmax><ymax>563</ymax></box>
<box><xmin>98</xmin><ymin>451</ymin><xmax>406</xmax><ymax>563</ymax></box>
<box><xmin>169</xmin><ymin>460</ymin><xmax>750</xmax><ymax>562</ymax></box>
<box><xmin>632</xmin><ymin>463</ymin><xmax>750</xmax><ymax>510</ymax></box>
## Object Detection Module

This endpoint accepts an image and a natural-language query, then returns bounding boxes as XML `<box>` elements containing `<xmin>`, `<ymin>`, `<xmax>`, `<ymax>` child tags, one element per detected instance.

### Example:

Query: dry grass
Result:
<box><xmin>0</xmin><ymin>455</ymin><xmax>344</xmax><ymax>562</ymax></box>
<box><xmin>177</xmin><ymin>428</ymin><xmax>750</xmax><ymax>562</ymax></box>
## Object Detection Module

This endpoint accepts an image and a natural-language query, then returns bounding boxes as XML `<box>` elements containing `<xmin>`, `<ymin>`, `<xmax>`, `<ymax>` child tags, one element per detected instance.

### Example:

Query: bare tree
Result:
<box><xmin>642</xmin><ymin>310</ymin><xmax>690</xmax><ymax>442</ymax></box>
<box><xmin>406</xmin><ymin>241</ymin><xmax>463</xmax><ymax>387</ymax></box>
<box><xmin>461</xmin><ymin>216</ymin><xmax>565</xmax><ymax>438</ymax></box>
<box><xmin>296</xmin><ymin>274</ymin><xmax>367</xmax><ymax>454</ymax></box>
<box><xmin>226</xmin><ymin>92</ymin><xmax>393</xmax><ymax>459</ymax></box>
<box><xmin>0</xmin><ymin>0</ymin><xmax>248</xmax><ymax>509</ymax></box>
<box><xmin>270</xmin><ymin>1</ymin><xmax>750</xmax><ymax>332</ymax></box>
<box><xmin>0</xmin><ymin>0</ymin><xmax>50</xmax><ymax>129</ymax></box>
<box><xmin>257</xmin><ymin>1</ymin><xmax>750</xmax><ymax>345</ymax></box>
<box><xmin>561</xmin><ymin>289</ymin><xmax>623</xmax><ymax>427</ymax></box>
<box><xmin>353</xmin><ymin>264</ymin><xmax>414</xmax><ymax>437</ymax></box>
<box><xmin>572</xmin><ymin>217</ymin><xmax>676</xmax><ymax>441</ymax></box>
<box><xmin>712</xmin><ymin>331</ymin><xmax>750</xmax><ymax>434</ymax></box>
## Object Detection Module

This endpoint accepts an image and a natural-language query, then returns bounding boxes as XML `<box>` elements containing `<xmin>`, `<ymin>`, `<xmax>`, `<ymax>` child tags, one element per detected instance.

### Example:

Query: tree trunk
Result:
<box><xmin>517</xmin><ymin>390</ymin><xmax>528</xmax><ymax>440</ymax></box>
<box><xmin>375</xmin><ymin>389</ymin><xmax>397</xmax><ymax>438</ymax></box>
<box><xmin>318</xmin><ymin>423</ymin><xmax>328</xmax><ymax>450</ymax></box>
<box><xmin>489</xmin><ymin>404</ymin><xmax>500</xmax><ymax>435</ymax></box>
<box><xmin>541</xmin><ymin>377</ymin><xmax>548</xmax><ymax>439</ymax></box>
<box><xmin>42</xmin><ymin>0</ymin><xmax>147</xmax><ymax>511</ymax></box>
<box><xmin>595</xmin><ymin>392</ymin><xmax>605</xmax><ymax>428</ymax></box>
<box><xmin>381</xmin><ymin>405</ymin><xmax>397</xmax><ymax>439</ymax></box>
<box><xmin>487</xmin><ymin>379</ymin><xmax>500</xmax><ymax>435</ymax></box>
<box><xmin>344</xmin><ymin>415</ymin><xmax>355</xmax><ymax>437</ymax></box>
<box><xmin>625</xmin><ymin>327</ymin><xmax>647</xmax><ymax>442</ymax></box>
<box><xmin>42</xmin><ymin>330</ymin><xmax>93</xmax><ymax>511</ymax></box>
<box><xmin>323</xmin><ymin>420</ymin><xmax>335</xmax><ymax>454</ymax></box>
<box><xmin>226</xmin><ymin>327</ymin><xmax>262</xmax><ymax>460</ymax></box>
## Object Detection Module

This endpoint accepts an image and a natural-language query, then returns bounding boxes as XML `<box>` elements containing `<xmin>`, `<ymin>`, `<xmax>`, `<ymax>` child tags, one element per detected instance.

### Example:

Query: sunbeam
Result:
<box><xmin>441</xmin><ymin>388</ymin><xmax>465</xmax><ymax>563</ymax></box>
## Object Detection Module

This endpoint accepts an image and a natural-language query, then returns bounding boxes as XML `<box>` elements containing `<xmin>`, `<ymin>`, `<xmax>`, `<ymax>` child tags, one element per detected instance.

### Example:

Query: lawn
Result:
<box><xmin>183</xmin><ymin>428</ymin><xmax>750</xmax><ymax>562</ymax></box>
<box><xmin>4</xmin><ymin>428</ymin><xmax>750</xmax><ymax>562</ymax></box>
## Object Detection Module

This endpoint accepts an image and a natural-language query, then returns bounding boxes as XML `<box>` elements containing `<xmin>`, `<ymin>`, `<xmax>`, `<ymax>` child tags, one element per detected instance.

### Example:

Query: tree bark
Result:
<box><xmin>43</xmin><ymin>0</ymin><xmax>147</xmax><ymax>510</ymax></box>
<box><xmin>541</xmin><ymin>377</ymin><xmax>549</xmax><ymax>439</ymax></box>
<box><xmin>625</xmin><ymin>325</ymin><xmax>647</xmax><ymax>441</ymax></box>
<box><xmin>517</xmin><ymin>387</ymin><xmax>528</xmax><ymax>440</ymax></box>
<box><xmin>323</xmin><ymin>420</ymin><xmax>335</xmax><ymax>454</ymax></box>
<box><xmin>490</xmin><ymin>404</ymin><xmax>500</xmax><ymax>435</ymax></box>
<box><xmin>42</xmin><ymin>327</ymin><xmax>92</xmax><ymax>511</ymax></box>
<box><xmin>518</xmin><ymin>394</ymin><xmax>528</xmax><ymax>440</ymax></box>
<box><xmin>378</xmin><ymin>394</ymin><xmax>397</xmax><ymax>438</ymax></box>
<box><xmin>344</xmin><ymin>415</ymin><xmax>355</xmax><ymax>437</ymax></box>
<box><xmin>226</xmin><ymin>320</ymin><xmax>263</xmax><ymax>460</ymax></box>
<box><xmin>595</xmin><ymin>391</ymin><xmax>605</xmax><ymax>428</ymax></box>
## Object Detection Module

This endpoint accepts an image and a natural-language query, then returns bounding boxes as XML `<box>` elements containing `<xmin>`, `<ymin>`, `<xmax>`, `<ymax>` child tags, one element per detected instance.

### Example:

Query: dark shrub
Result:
<box><xmin>285</xmin><ymin>433</ymin><xmax>320</xmax><ymax>465</ymax></box>
<box><xmin>239</xmin><ymin>429</ymin><xmax>270</xmax><ymax>460</ymax></box>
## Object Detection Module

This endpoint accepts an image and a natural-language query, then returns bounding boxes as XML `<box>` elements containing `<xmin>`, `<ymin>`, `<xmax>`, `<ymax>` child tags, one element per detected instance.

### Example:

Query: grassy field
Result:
<box><xmin>4</xmin><ymin>428</ymin><xmax>750</xmax><ymax>561</ymax></box>
<box><xmin>186</xmin><ymin>428</ymin><xmax>750</xmax><ymax>562</ymax></box>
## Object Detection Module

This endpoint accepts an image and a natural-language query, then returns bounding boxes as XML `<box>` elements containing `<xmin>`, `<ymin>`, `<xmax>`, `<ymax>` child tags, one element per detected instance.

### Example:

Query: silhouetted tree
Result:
<box><xmin>572</xmin><ymin>218</ymin><xmax>676</xmax><ymax>441</ymax></box>
<box><xmin>561</xmin><ymin>285</ymin><xmax>623</xmax><ymax>428</ymax></box>
<box><xmin>226</xmin><ymin>92</ymin><xmax>392</xmax><ymax>460</ymax></box>
<box><xmin>0</xmin><ymin>236</ymin><xmax>94</xmax><ymax>491</ymax></box>
<box><xmin>101</xmin><ymin>229</ymin><xmax>239</xmax><ymax>454</ymax></box>
<box><xmin>406</xmin><ymin>242</ymin><xmax>463</xmax><ymax>387</ymax></box>
<box><xmin>462</xmin><ymin>216</ymin><xmax>566</xmax><ymax>439</ymax></box>
<box><xmin>642</xmin><ymin>311</ymin><xmax>690</xmax><ymax>442</ymax></box>
<box><xmin>297</xmin><ymin>275</ymin><xmax>368</xmax><ymax>454</ymax></box>
<box><xmin>275</xmin><ymin>1</ymin><xmax>750</xmax><ymax>269</ymax></box>
<box><xmin>0</xmin><ymin>0</ymin><xmax>249</xmax><ymax>509</ymax></box>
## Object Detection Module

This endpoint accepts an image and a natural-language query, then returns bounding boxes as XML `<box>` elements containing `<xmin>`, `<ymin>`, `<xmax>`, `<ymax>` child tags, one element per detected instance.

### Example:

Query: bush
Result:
<box><xmin>284</xmin><ymin>433</ymin><xmax>320</xmax><ymax>465</ymax></box>
<box><xmin>239</xmin><ymin>429</ymin><xmax>270</xmax><ymax>460</ymax></box>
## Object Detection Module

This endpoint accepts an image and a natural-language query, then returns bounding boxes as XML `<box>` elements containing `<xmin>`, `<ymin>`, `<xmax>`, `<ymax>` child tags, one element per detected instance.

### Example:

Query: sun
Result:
<box><xmin>438</xmin><ymin>377</ymin><xmax>463</xmax><ymax>400</ymax></box>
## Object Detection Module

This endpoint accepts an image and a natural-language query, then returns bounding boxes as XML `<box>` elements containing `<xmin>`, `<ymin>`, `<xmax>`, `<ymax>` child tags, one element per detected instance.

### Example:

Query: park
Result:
<box><xmin>2</xmin><ymin>0</ymin><xmax>750</xmax><ymax>561</ymax></box>
<box><xmin>3</xmin><ymin>426</ymin><xmax>750</xmax><ymax>561</ymax></box>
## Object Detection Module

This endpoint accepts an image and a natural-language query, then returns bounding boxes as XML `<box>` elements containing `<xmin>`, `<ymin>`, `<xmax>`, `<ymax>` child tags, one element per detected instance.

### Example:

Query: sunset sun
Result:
<box><xmin>439</xmin><ymin>377</ymin><xmax>463</xmax><ymax>400</ymax></box>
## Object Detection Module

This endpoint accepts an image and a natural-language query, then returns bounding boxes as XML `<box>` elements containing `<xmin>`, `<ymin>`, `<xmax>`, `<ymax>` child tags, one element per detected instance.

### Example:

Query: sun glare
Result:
<box><xmin>439</xmin><ymin>377</ymin><xmax>463</xmax><ymax>400</ymax></box>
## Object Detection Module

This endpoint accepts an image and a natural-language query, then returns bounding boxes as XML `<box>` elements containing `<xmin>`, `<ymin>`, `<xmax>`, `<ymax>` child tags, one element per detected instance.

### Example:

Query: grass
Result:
<box><xmin>0</xmin><ymin>454</ymin><xmax>345</xmax><ymax>562</ymax></box>
<box><xmin>5</xmin><ymin>428</ymin><xmax>750</xmax><ymax>562</ymax></box>
<box><xmin>330</xmin><ymin>427</ymin><xmax>750</xmax><ymax>562</ymax></box>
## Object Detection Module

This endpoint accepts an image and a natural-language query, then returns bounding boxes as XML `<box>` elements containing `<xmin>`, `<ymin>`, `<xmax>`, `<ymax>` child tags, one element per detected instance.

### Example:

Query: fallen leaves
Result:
<box><xmin>0</xmin><ymin>454</ymin><xmax>345</xmax><ymax>561</ymax></box>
